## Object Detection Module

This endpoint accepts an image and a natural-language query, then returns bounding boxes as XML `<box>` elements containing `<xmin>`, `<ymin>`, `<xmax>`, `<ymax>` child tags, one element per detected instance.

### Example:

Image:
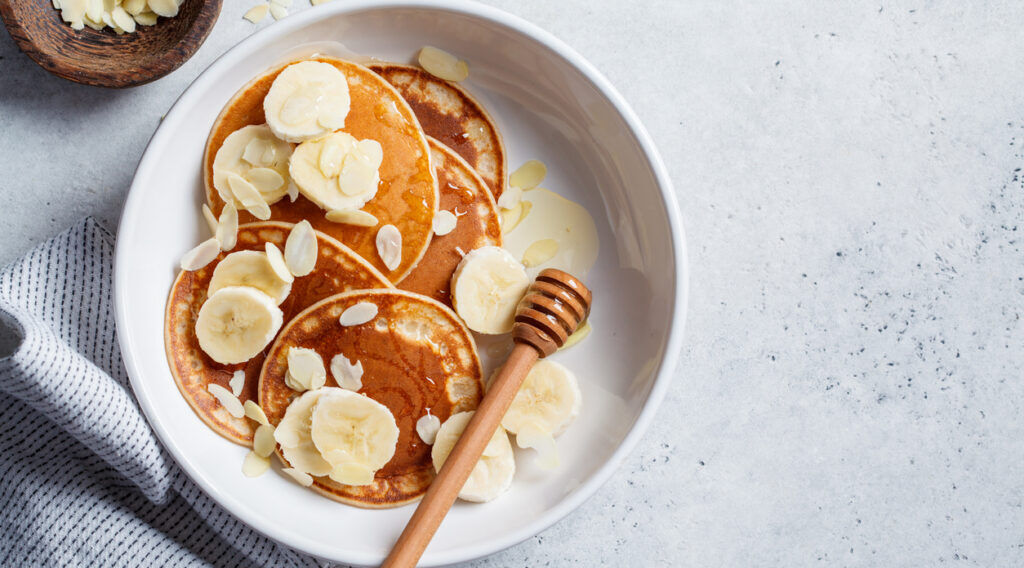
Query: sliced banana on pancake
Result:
<box><xmin>207</xmin><ymin>250</ymin><xmax>292</xmax><ymax>304</ymax></box>
<box><xmin>212</xmin><ymin>124</ymin><xmax>293</xmax><ymax>211</ymax></box>
<box><xmin>264</xmin><ymin>61</ymin><xmax>351</xmax><ymax>142</ymax></box>
<box><xmin>432</xmin><ymin>411</ymin><xmax>515</xmax><ymax>502</ymax></box>
<box><xmin>274</xmin><ymin>389</ymin><xmax>333</xmax><ymax>476</ymax></box>
<box><xmin>289</xmin><ymin>132</ymin><xmax>383</xmax><ymax>212</ymax></box>
<box><xmin>450</xmin><ymin>246</ymin><xmax>529</xmax><ymax>334</ymax></box>
<box><xmin>310</xmin><ymin>388</ymin><xmax>400</xmax><ymax>486</ymax></box>
<box><xmin>195</xmin><ymin>286</ymin><xmax>284</xmax><ymax>365</ymax></box>
<box><xmin>499</xmin><ymin>360</ymin><xmax>582</xmax><ymax>470</ymax></box>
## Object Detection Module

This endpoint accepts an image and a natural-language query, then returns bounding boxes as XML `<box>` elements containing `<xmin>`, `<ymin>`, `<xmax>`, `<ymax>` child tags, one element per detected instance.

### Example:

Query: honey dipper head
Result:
<box><xmin>513</xmin><ymin>269</ymin><xmax>593</xmax><ymax>356</ymax></box>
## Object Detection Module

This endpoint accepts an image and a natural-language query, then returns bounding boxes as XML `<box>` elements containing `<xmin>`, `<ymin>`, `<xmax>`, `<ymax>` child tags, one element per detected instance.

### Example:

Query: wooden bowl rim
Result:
<box><xmin>0</xmin><ymin>0</ymin><xmax>223</xmax><ymax>88</ymax></box>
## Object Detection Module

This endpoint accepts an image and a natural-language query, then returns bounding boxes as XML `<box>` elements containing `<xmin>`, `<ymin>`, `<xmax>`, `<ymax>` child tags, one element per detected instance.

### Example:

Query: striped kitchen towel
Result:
<box><xmin>0</xmin><ymin>218</ymin><xmax>321</xmax><ymax>568</ymax></box>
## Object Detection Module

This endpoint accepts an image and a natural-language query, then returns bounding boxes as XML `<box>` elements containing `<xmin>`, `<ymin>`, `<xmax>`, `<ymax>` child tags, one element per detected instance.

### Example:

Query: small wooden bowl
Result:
<box><xmin>0</xmin><ymin>0</ymin><xmax>222</xmax><ymax>88</ymax></box>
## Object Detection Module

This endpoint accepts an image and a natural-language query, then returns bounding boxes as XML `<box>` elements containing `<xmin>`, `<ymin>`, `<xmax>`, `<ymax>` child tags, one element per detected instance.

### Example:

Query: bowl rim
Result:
<box><xmin>114</xmin><ymin>0</ymin><xmax>689</xmax><ymax>564</ymax></box>
<box><xmin>0</xmin><ymin>0</ymin><xmax>223</xmax><ymax>88</ymax></box>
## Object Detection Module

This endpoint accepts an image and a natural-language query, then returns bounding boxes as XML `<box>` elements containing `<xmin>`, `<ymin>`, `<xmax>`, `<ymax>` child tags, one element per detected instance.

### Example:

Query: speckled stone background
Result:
<box><xmin>3</xmin><ymin>1</ymin><xmax>1024</xmax><ymax>566</ymax></box>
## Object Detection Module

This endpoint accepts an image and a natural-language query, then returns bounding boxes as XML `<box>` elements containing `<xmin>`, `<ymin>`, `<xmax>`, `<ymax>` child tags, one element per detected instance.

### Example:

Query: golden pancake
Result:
<box><xmin>165</xmin><ymin>222</ymin><xmax>391</xmax><ymax>446</ymax></box>
<box><xmin>259</xmin><ymin>289</ymin><xmax>483</xmax><ymax>508</ymax></box>
<box><xmin>369</xmin><ymin>63</ymin><xmax>507</xmax><ymax>198</ymax></box>
<box><xmin>204</xmin><ymin>57</ymin><xmax>438</xmax><ymax>283</ymax></box>
<box><xmin>399</xmin><ymin>137</ymin><xmax>501</xmax><ymax>306</ymax></box>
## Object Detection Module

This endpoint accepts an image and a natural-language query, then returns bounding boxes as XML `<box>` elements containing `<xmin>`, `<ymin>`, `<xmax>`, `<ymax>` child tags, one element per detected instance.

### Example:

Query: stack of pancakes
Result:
<box><xmin>165</xmin><ymin>58</ymin><xmax>508</xmax><ymax>508</ymax></box>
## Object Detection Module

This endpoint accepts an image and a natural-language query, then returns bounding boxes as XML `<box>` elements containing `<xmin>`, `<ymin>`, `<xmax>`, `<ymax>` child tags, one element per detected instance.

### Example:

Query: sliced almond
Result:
<box><xmin>329</xmin><ymin>354</ymin><xmax>363</xmax><ymax>391</ymax></box>
<box><xmin>180</xmin><ymin>238</ymin><xmax>221</xmax><ymax>271</ymax></box>
<box><xmin>148</xmin><ymin>0</ymin><xmax>178</xmax><ymax>17</ymax></box>
<box><xmin>216</xmin><ymin>203</ymin><xmax>238</xmax><ymax>251</ymax></box>
<box><xmin>501</xmin><ymin>201</ymin><xmax>532</xmax><ymax>235</ymax></box>
<box><xmin>269</xmin><ymin>2</ymin><xmax>287</xmax><ymax>19</ymax></box>
<box><xmin>246</xmin><ymin>167</ymin><xmax>285</xmax><ymax>194</ymax></box>
<box><xmin>253</xmin><ymin>424</ymin><xmax>277</xmax><ymax>457</ymax></box>
<box><xmin>242</xmin><ymin>137</ymin><xmax>276</xmax><ymax>166</ymax></box>
<box><xmin>510</xmin><ymin>160</ymin><xmax>546</xmax><ymax>190</ymax></box>
<box><xmin>339</xmin><ymin>302</ymin><xmax>378</xmax><ymax>326</ymax></box>
<box><xmin>242</xmin><ymin>451</ymin><xmax>271</xmax><ymax>477</ymax></box>
<box><xmin>208</xmin><ymin>383</ymin><xmax>245</xmax><ymax>418</ymax></box>
<box><xmin>326</xmin><ymin>209</ymin><xmax>378</xmax><ymax>227</ymax></box>
<box><xmin>416</xmin><ymin>413</ymin><xmax>441</xmax><ymax>445</ymax></box>
<box><xmin>497</xmin><ymin>186</ymin><xmax>523</xmax><ymax>210</ymax></box>
<box><xmin>318</xmin><ymin>134</ymin><xmax>347</xmax><ymax>178</ymax></box>
<box><xmin>284</xmin><ymin>220</ymin><xmax>318</xmax><ymax>277</ymax></box>
<box><xmin>123</xmin><ymin>0</ymin><xmax>146</xmax><ymax>15</ymax></box>
<box><xmin>287</xmin><ymin>347</ymin><xmax>326</xmax><ymax>392</ymax></box>
<box><xmin>418</xmin><ymin>46</ymin><xmax>469</xmax><ymax>82</ymax></box>
<box><xmin>310</xmin><ymin>0</ymin><xmax>334</xmax><ymax>4</ymax></box>
<box><xmin>202</xmin><ymin>203</ymin><xmax>218</xmax><ymax>235</ymax></box>
<box><xmin>522</xmin><ymin>238</ymin><xmax>559</xmax><ymax>268</ymax></box>
<box><xmin>134</xmin><ymin>10</ymin><xmax>157</xmax><ymax>25</ymax></box>
<box><xmin>243</xmin><ymin>3</ymin><xmax>268</xmax><ymax>23</ymax></box>
<box><xmin>271</xmin><ymin>0</ymin><xmax>292</xmax><ymax>6</ymax></box>
<box><xmin>281</xmin><ymin>467</ymin><xmax>314</xmax><ymax>486</ymax></box>
<box><xmin>227</xmin><ymin>173</ymin><xmax>271</xmax><ymax>220</ymax></box>
<box><xmin>244</xmin><ymin>400</ymin><xmax>270</xmax><ymax>426</ymax></box>
<box><xmin>433</xmin><ymin>210</ymin><xmax>457</xmax><ymax>236</ymax></box>
<box><xmin>229</xmin><ymin>370</ymin><xmax>246</xmax><ymax>397</ymax></box>
<box><xmin>263</xmin><ymin>242</ymin><xmax>295</xmax><ymax>284</ymax></box>
<box><xmin>375</xmin><ymin>224</ymin><xmax>402</xmax><ymax>271</ymax></box>
<box><xmin>111</xmin><ymin>6</ymin><xmax>135</xmax><ymax>32</ymax></box>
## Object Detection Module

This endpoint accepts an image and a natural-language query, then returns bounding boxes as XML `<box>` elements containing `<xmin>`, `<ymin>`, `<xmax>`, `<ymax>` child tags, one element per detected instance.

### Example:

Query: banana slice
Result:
<box><xmin>500</xmin><ymin>360</ymin><xmax>581</xmax><ymax>469</ymax></box>
<box><xmin>309</xmin><ymin>388</ymin><xmax>399</xmax><ymax>486</ymax></box>
<box><xmin>274</xmin><ymin>389</ymin><xmax>332</xmax><ymax>476</ymax></box>
<box><xmin>264</xmin><ymin>61</ymin><xmax>351</xmax><ymax>143</ymax></box>
<box><xmin>289</xmin><ymin>132</ymin><xmax>383</xmax><ymax>212</ymax></box>
<box><xmin>195</xmin><ymin>286</ymin><xmax>284</xmax><ymax>365</ymax></box>
<box><xmin>450</xmin><ymin>246</ymin><xmax>530</xmax><ymax>334</ymax></box>
<box><xmin>212</xmin><ymin>124</ymin><xmax>293</xmax><ymax>210</ymax></box>
<box><xmin>207</xmin><ymin>250</ymin><xmax>292</xmax><ymax>305</ymax></box>
<box><xmin>431</xmin><ymin>411</ymin><xmax>515</xmax><ymax>502</ymax></box>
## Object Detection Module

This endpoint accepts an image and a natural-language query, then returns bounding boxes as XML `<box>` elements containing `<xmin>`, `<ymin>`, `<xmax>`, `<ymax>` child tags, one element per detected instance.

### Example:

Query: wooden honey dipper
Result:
<box><xmin>383</xmin><ymin>268</ymin><xmax>593</xmax><ymax>568</ymax></box>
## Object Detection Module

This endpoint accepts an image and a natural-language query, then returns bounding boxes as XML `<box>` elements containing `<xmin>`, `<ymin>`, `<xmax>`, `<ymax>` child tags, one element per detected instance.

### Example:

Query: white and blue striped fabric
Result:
<box><xmin>0</xmin><ymin>218</ymin><xmax>321</xmax><ymax>567</ymax></box>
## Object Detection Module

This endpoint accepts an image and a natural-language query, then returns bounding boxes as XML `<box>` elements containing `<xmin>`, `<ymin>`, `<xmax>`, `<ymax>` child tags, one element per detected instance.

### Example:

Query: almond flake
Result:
<box><xmin>262</xmin><ymin>242</ymin><xmax>295</xmax><ymax>284</ymax></box>
<box><xmin>286</xmin><ymin>182</ymin><xmax>299</xmax><ymax>202</ymax></box>
<box><xmin>325</xmin><ymin>209</ymin><xmax>378</xmax><ymax>227</ymax></box>
<box><xmin>330</xmin><ymin>354</ymin><xmax>363</xmax><ymax>391</ymax></box>
<box><xmin>501</xmin><ymin>201</ymin><xmax>532</xmax><ymax>235</ymax></box>
<box><xmin>242</xmin><ymin>137</ymin><xmax>275</xmax><ymax>165</ymax></box>
<box><xmin>253</xmin><ymin>424</ymin><xmax>277</xmax><ymax>457</ymax></box>
<box><xmin>123</xmin><ymin>0</ymin><xmax>146</xmax><ymax>15</ymax></box>
<box><xmin>522</xmin><ymin>238</ymin><xmax>559</xmax><ymax>268</ymax></box>
<box><xmin>416</xmin><ymin>413</ymin><xmax>441</xmax><ymax>445</ymax></box>
<box><xmin>283</xmin><ymin>220</ymin><xmax>317</xmax><ymax>276</ymax></box>
<box><xmin>433</xmin><ymin>210</ymin><xmax>457</xmax><ymax>236</ymax></box>
<box><xmin>208</xmin><ymin>383</ymin><xmax>245</xmax><ymax>418</ymax></box>
<box><xmin>338</xmin><ymin>302</ymin><xmax>378</xmax><ymax>326</ymax></box>
<box><xmin>111</xmin><ymin>6</ymin><xmax>135</xmax><ymax>32</ymax></box>
<box><xmin>318</xmin><ymin>137</ymin><xmax>346</xmax><ymax>178</ymax></box>
<box><xmin>148</xmin><ymin>0</ymin><xmax>178</xmax><ymax>17</ymax></box>
<box><xmin>216</xmin><ymin>203</ymin><xmax>238</xmax><ymax>251</ymax></box>
<box><xmin>180</xmin><ymin>238</ymin><xmax>221</xmax><ymax>271</ymax></box>
<box><xmin>286</xmin><ymin>347</ymin><xmax>325</xmax><ymax>392</ymax></box>
<box><xmin>269</xmin><ymin>2</ymin><xmax>287</xmax><ymax>19</ymax></box>
<box><xmin>496</xmin><ymin>186</ymin><xmax>522</xmax><ymax>210</ymax></box>
<box><xmin>229</xmin><ymin>370</ymin><xmax>246</xmax><ymax>397</ymax></box>
<box><xmin>243</xmin><ymin>4</ymin><xmax>268</xmax><ymax>23</ymax></box>
<box><xmin>242</xmin><ymin>451</ymin><xmax>271</xmax><ymax>477</ymax></box>
<box><xmin>375</xmin><ymin>224</ymin><xmax>402</xmax><ymax>271</ymax></box>
<box><xmin>418</xmin><ymin>46</ymin><xmax>469</xmax><ymax>82</ymax></box>
<box><xmin>510</xmin><ymin>160</ymin><xmax>547</xmax><ymax>190</ymax></box>
<box><xmin>281</xmin><ymin>467</ymin><xmax>314</xmax><ymax>486</ymax></box>
<box><xmin>134</xmin><ymin>11</ymin><xmax>157</xmax><ymax>25</ymax></box>
<box><xmin>227</xmin><ymin>173</ymin><xmax>271</xmax><ymax>220</ymax></box>
<box><xmin>246</xmin><ymin>167</ymin><xmax>285</xmax><ymax>194</ymax></box>
<box><xmin>270</xmin><ymin>0</ymin><xmax>292</xmax><ymax>6</ymax></box>
<box><xmin>202</xmin><ymin>204</ymin><xmax>218</xmax><ymax>235</ymax></box>
<box><xmin>244</xmin><ymin>400</ymin><xmax>270</xmax><ymax>426</ymax></box>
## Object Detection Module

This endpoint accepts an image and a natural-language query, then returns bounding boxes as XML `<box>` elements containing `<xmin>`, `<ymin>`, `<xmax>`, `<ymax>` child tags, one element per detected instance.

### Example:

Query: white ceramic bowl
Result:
<box><xmin>115</xmin><ymin>1</ymin><xmax>687</xmax><ymax>565</ymax></box>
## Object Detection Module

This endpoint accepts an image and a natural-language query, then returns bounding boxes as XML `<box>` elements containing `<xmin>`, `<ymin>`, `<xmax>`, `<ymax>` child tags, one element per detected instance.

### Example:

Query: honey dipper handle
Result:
<box><xmin>383</xmin><ymin>343</ymin><xmax>540</xmax><ymax>568</ymax></box>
